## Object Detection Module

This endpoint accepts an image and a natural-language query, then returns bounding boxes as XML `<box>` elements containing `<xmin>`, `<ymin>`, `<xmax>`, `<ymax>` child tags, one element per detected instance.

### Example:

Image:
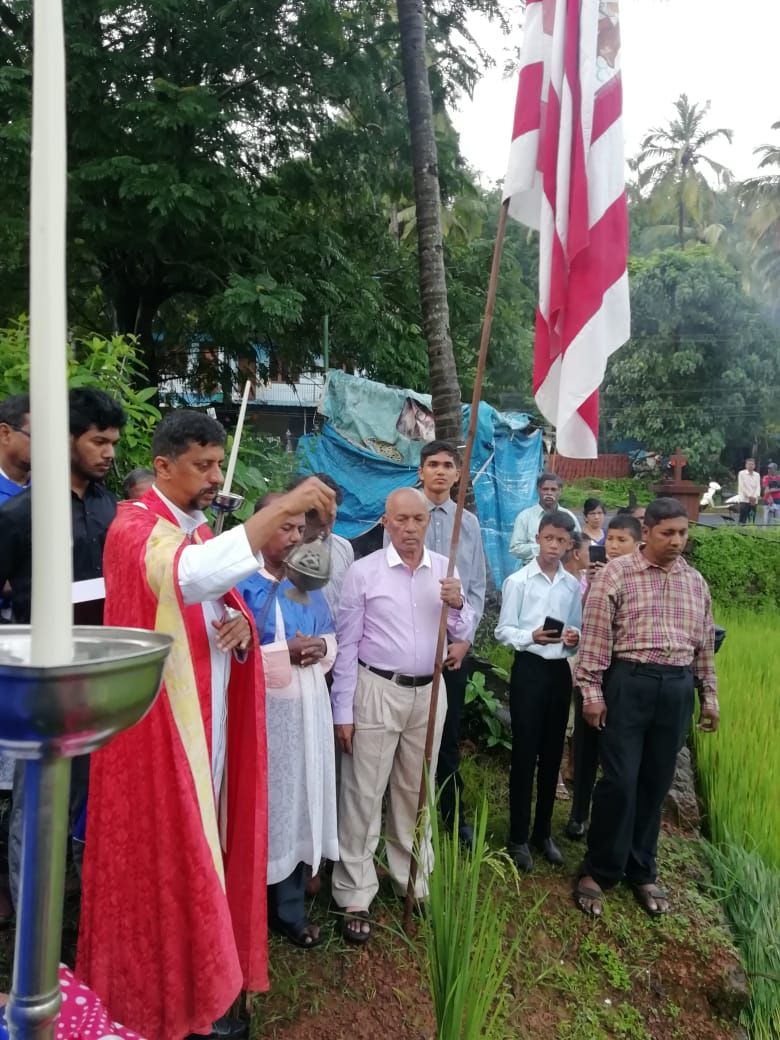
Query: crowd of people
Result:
<box><xmin>0</xmin><ymin>393</ymin><xmax>722</xmax><ymax>1039</ymax></box>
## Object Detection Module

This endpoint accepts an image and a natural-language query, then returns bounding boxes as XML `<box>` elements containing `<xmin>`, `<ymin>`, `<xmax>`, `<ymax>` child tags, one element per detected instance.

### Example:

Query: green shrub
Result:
<box><xmin>0</xmin><ymin>315</ymin><xmax>160</xmax><ymax>494</ymax></box>
<box><xmin>686</xmin><ymin>526</ymin><xmax>780</xmax><ymax>609</ymax></box>
<box><xmin>229</xmin><ymin>431</ymin><xmax>298</xmax><ymax>521</ymax></box>
<box><xmin>0</xmin><ymin>315</ymin><xmax>296</xmax><ymax>508</ymax></box>
<box><xmin>559</xmin><ymin>477</ymin><xmax>652</xmax><ymax>512</ymax></box>
<box><xmin>463</xmin><ymin>672</ymin><xmax>511</xmax><ymax>750</ymax></box>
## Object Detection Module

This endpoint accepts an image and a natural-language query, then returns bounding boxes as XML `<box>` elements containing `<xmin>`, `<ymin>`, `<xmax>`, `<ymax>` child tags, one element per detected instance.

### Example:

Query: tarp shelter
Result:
<box><xmin>297</xmin><ymin>372</ymin><xmax>543</xmax><ymax>586</ymax></box>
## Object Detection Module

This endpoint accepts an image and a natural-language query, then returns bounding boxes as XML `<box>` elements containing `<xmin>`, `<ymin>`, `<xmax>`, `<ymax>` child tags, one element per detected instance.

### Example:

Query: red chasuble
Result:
<box><xmin>77</xmin><ymin>490</ymin><xmax>268</xmax><ymax>1040</ymax></box>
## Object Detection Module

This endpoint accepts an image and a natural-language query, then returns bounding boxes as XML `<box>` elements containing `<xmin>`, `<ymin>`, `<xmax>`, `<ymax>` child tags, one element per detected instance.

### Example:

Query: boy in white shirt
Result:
<box><xmin>495</xmin><ymin>512</ymin><xmax>582</xmax><ymax>871</ymax></box>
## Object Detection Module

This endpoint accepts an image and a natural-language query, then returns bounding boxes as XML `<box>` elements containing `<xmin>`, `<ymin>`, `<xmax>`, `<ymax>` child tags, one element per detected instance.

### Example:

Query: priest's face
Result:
<box><xmin>155</xmin><ymin>440</ymin><xmax>225</xmax><ymax>513</ymax></box>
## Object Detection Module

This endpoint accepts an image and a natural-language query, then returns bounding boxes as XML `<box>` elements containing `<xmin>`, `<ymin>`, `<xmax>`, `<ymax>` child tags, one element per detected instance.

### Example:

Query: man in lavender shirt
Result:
<box><xmin>330</xmin><ymin>487</ymin><xmax>474</xmax><ymax>943</ymax></box>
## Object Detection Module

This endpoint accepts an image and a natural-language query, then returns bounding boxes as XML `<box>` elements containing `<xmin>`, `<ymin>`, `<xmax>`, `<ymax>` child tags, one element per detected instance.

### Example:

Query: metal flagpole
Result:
<box><xmin>403</xmin><ymin>199</ymin><xmax>510</xmax><ymax>930</ymax></box>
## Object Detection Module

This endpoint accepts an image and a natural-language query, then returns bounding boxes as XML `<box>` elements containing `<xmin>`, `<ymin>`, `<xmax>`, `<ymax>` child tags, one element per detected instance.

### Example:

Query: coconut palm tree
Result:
<box><xmin>739</xmin><ymin>122</ymin><xmax>780</xmax><ymax>313</ymax></box>
<box><xmin>636</xmin><ymin>94</ymin><xmax>733</xmax><ymax>247</ymax></box>
<box><xmin>395</xmin><ymin>0</ymin><xmax>462</xmax><ymax>442</ymax></box>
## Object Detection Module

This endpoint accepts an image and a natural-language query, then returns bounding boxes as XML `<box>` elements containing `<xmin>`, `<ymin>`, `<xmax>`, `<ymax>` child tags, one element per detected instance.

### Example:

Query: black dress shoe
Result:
<box><xmin>565</xmin><ymin>818</ymin><xmax>586</xmax><ymax>840</ymax></box>
<box><xmin>458</xmin><ymin>822</ymin><xmax>475</xmax><ymax>848</ymax></box>
<box><xmin>533</xmin><ymin>836</ymin><xmax>565</xmax><ymax>866</ymax></box>
<box><xmin>187</xmin><ymin>1015</ymin><xmax>249</xmax><ymax>1039</ymax></box>
<box><xmin>507</xmin><ymin>842</ymin><xmax>534</xmax><ymax>872</ymax></box>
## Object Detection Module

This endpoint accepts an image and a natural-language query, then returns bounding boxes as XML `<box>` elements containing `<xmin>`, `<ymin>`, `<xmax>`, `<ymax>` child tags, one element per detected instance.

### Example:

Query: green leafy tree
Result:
<box><xmin>0</xmin><ymin>0</ymin><xmax>506</xmax><ymax>403</ymax></box>
<box><xmin>603</xmin><ymin>248</ymin><xmax>780</xmax><ymax>474</ymax></box>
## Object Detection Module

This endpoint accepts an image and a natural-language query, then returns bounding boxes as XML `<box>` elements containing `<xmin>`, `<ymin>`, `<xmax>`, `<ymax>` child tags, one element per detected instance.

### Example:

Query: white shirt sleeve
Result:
<box><xmin>509</xmin><ymin>509</ymin><xmax>540</xmax><ymax>562</ymax></box>
<box><xmin>495</xmin><ymin>575</ymin><xmax>534</xmax><ymax>650</ymax></box>
<box><xmin>178</xmin><ymin>525</ymin><xmax>263</xmax><ymax>605</ymax></box>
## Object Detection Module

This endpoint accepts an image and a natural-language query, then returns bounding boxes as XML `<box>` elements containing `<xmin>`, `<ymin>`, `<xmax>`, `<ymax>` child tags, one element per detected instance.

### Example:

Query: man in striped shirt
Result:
<box><xmin>573</xmin><ymin>498</ymin><xmax>719</xmax><ymax>917</ymax></box>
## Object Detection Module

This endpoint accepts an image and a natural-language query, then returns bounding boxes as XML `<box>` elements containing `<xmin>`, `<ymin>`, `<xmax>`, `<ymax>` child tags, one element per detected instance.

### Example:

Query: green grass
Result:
<box><xmin>695</xmin><ymin>608</ymin><xmax>780</xmax><ymax>1039</ymax></box>
<box><xmin>249</xmin><ymin>742</ymin><xmax>747</xmax><ymax>1039</ymax></box>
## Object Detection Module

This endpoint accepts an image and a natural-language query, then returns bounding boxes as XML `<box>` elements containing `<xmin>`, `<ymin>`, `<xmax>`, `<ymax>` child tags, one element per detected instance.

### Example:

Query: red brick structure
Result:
<box><xmin>550</xmin><ymin>454</ymin><xmax>632</xmax><ymax>480</ymax></box>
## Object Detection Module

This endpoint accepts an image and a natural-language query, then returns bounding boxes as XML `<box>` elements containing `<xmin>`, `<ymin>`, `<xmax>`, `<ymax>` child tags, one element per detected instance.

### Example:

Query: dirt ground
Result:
<box><xmin>249</xmin><ymin>758</ymin><xmax>750</xmax><ymax>1040</ymax></box>
<box><xmin>0</xmin><ymin>758</ymin><xmax>751</xmax><ymax>1040</ymax></box>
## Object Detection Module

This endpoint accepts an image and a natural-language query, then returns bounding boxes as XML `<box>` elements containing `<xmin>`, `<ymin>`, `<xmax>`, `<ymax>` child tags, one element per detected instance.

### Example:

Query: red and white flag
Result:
<box><xmin>504</xmin><ymin>0</ymin><xmax>630</xmax><ymax>458</ymax></box>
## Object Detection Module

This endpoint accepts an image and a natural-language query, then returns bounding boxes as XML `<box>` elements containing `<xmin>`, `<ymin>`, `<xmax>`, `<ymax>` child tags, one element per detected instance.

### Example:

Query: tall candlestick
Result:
<box><xmin>29</xmin><ymin>0</ymin><xmax>73</xmax><ymax>669</ymax></box>
<box><xmin>222</xmin><ymin>380</ymin><xmax>251</xmax><ymax>496</ymax></box>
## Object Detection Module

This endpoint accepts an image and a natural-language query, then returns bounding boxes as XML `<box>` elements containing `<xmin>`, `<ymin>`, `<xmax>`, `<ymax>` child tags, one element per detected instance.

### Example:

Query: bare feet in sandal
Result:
<box><xmin>574</xmin><ymin>875</ymin><xmax>604</xmax><ymax>916</ymax></box>
<box><xmin>631</xmin><ymin>882</ymin><xmax>670</xmax><ymax>916</ymax></box>
<box><xmin>271</xmin><ymin>916</ymin><xmax>322</xmax><ymax>948</ymax></box>
<box><xmin>342</xmin><ymin>906</ymin><xmax>372</xmax><ymax>945</ymax></box>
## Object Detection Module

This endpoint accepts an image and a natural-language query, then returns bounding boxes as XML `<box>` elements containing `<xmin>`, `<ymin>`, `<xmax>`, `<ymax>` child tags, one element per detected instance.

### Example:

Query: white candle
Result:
<box><xmin>29</xmin><ymin>0</ymin><xmax>73</xmax><ymax>666</ymax></box>
<box><xmin>222</xmin><ymin>380</ymin><xmax>251</xmax><ymax>497</ymax></box>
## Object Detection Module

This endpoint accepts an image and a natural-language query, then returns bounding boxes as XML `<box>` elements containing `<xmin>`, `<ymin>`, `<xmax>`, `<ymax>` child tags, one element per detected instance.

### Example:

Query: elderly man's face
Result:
<box><xmin>383</xmin><ymin>490</ymin><xmax>429</xmax><ymax>557</ymax></box>
<box><xmin>539</xmin><ymin>479</ymin><xmax>562</xmax><ymax>511</ymax></box>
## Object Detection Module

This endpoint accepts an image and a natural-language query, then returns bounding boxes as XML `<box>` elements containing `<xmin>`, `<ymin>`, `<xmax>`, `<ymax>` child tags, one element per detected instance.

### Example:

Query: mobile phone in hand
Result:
<box><xmin>543</xmin><ymin>616</ymin><xmax>564</xmax><ymax>637</ymax></box>
<box><xmin>589</xmin><ymin>544</ymin><xmax>606</xmax><ymax>565</ymax></box>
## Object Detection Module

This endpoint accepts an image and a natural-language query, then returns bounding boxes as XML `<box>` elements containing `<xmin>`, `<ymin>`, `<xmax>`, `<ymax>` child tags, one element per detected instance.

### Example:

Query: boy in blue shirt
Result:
<box><xmin>496</xmin><ymin>512</ymin><xmax>582</xmax><ymax>871</ymax></box>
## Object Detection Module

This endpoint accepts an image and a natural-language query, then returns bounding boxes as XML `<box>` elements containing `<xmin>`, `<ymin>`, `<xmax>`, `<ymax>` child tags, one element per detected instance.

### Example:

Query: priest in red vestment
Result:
<box><xmin>77</xmin><ymin>411</ymin><xmax>335</xmax><ymax>1040</ymax></box>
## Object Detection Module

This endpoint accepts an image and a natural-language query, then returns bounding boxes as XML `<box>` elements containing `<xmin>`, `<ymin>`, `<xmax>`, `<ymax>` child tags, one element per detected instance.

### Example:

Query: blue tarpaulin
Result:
<box><xmin>297</xmin><ymin>424</ymin><xmax>419</xmax><ymax>538</ymax></box>
<box><xmin>297</xmin><ymin>373</ymin><xmax>543</xmax><ymax>586</ymax></box>
<box><xmin>465</xmin><ymin>406</ymin><xmax>544</xmax><ymax>586</ymax></box>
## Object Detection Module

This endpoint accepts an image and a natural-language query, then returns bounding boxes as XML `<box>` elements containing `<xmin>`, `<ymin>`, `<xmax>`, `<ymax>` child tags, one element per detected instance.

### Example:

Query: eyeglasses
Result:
<box><xmin>9</xmin><ymin>425</ymin><xmax>31</xmax><ymax>438</ymax></box>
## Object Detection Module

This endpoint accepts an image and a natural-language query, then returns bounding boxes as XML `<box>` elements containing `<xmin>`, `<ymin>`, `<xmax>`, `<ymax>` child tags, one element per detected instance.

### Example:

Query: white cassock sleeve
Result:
<box><xmin>177</xmin><ymin>525</ymin><xmax>264</xmax><ymax>606</ymax></box>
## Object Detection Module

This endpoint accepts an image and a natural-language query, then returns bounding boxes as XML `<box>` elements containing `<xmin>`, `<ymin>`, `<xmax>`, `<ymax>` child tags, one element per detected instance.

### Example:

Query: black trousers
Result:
<box><xmin>436</xmin><ymin>662</ymin><xmax>470</xmax><ymax>828</ymax></box>
<box><xmin>268</xmin><ymin>861</ymin><xmax>307</xmax><ymax>927</ymax></box>
<box><xmin>508</xmin><ymin>653</ymin><xmax>572</xmax><ymax>846</ymax></box>
<box><xmin>569</xmin><ymin>687</ymin><xmax>600</xmax><ymax>826</ymax></box>
<box><xmin>738</xmin><ymin>502</ymin><xmax>756</xmax><ymax>525</ymax></box>
<box><xmin>582</xmin><ymin>661</ymin><xmax>695</xmax><ymax>889</ymax></box>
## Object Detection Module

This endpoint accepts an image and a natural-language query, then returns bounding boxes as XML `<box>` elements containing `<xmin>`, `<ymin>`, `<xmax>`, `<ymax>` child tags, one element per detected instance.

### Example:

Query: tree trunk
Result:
<box><xmin>110</xmin><ymin>277</ymin><xmax>163</xmax><ymax>391</ymax></box>
<box><xmin>396</xmin><ymin>0</ymin><xmax>462</xmax><ymax>443</ymax></box>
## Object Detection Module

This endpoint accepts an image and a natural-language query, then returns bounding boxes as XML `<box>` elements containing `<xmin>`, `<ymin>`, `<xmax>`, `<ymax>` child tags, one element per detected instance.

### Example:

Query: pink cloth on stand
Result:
<box><xmin>55</xmin><ymin>967</ymin><xmax>143</xmax><ymax>1040</ymax></box>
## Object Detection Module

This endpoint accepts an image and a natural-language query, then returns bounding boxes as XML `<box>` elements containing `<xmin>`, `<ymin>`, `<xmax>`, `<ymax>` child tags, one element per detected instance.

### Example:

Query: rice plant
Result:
<box><xmin>705</xmin><ymin>841</ymin><xmax>780</xmax><ymax>1040</ymax></box>
<box><xmin>422</xmin><ymin>795</ymin><xmax>540</xmax><ymax>1039</ymax></box>
<box><xmin>695</xmin><ymin>608</ymin><xmax>780</xmax><ymax>1039</ymax></box>
<box><xmin>694</xmin><ymin>609</ymin><xmax>780</xmax><ymax>867</ymax></box>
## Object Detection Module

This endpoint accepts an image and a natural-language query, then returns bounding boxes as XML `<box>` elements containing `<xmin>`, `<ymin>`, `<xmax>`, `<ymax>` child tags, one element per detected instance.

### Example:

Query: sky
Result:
<box><xmin>452</xmin><ymin>0</ymin><xmax>780</xmax><ymax>187</ymax></box>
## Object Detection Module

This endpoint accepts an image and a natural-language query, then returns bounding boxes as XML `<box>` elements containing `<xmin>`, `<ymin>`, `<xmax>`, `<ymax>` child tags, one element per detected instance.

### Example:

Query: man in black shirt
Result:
<box><xmin>0</xmin><ymin>388</ymin><xmax>124</xmax><ymax>624</ymax></box>
<box><xmin>0</xmin><ymin>387</ymin><xmax>126</xmax><ymax>907</ymax></box>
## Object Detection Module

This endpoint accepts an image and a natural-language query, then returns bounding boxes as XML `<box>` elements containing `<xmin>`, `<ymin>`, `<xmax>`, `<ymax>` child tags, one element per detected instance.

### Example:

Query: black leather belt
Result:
<box><xmin>614</xmin><ymin>659</ymin><xmax>691</xmax><ymax>676</ymax></box>
<box><xmin>359</xmin><ymin>661</ymin><xmax>434</xmax><ymax>688</ymax></box>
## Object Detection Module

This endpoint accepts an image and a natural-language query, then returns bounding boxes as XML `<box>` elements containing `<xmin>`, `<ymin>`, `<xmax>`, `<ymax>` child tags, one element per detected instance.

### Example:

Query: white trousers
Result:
<box><xmin>331</xmin><ymin>666</ymin><xmax>447</xmax><ymax>909</ymax></box>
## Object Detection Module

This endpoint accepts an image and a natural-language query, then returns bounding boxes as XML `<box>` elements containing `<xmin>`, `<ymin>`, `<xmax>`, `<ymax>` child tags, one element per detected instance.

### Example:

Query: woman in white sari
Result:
<box><xmin>238</xmin><ymin>495</ymin><xmax>338</xmax><ymax>948</ymax></box>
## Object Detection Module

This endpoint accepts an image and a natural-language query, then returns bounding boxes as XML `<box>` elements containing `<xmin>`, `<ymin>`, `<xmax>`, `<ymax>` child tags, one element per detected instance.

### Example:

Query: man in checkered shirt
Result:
<box><xmin>573</xmin><ymin>497</ymin><xmax>719</xmax><ymax>917</ymax></box>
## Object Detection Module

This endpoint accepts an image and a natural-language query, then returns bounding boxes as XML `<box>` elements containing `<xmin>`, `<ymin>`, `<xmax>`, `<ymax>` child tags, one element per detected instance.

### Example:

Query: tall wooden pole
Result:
<box><xmin>403</xmin><ymin>199</ymin><xmax>510</xmax><ymax>929</ymax></box>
